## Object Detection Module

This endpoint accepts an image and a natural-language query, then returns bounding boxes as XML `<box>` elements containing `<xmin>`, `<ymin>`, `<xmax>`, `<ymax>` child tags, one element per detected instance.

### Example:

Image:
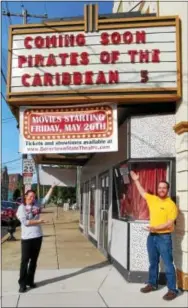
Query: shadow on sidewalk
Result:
<box><xmin>54</xmin><ymin>220</ymin><xmax>79</xmax><ymax>224</ymax></box>
<box><xmin>37</xmin><ymin>260</ymin><xmax>110</xmax><ymax>287</ymax></box>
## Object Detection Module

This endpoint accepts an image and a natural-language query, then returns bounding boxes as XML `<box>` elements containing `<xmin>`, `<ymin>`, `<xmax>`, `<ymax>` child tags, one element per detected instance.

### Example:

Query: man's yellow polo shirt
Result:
<box><xmin>145</xmin><ymin>193</ymin><xmax>178</xmax><ymax>233</ymax></box>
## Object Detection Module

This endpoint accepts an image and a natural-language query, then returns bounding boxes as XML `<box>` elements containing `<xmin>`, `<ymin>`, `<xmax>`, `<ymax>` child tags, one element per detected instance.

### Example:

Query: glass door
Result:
<box><xmin>89</xmin><ymin>178</ymin><xmax>96</xmax><ymax>235</ymax></box>
<box><xmin>99</xmin><ymin>172</ymin><xmax>109</xmax><ymax>256</ymax></box>
<box><xmin>80</xmin><ymin>185</ymin><xmax>84</xmax><ymax>225</ymax></box>
<box><xmin>83</xmin><ymin>182</ymin><xmax>89</xmax><ymax>235</ymax></box>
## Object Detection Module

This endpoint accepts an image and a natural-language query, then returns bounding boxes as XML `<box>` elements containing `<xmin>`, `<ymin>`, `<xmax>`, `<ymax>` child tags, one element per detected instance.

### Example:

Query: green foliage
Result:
<box><xmin>31</xmin><ymin>183</ymin><xmax>44</xmax><ymax>197</ymax></box>
<box><xmin>17</xmin><ymin>178</ymin><xmax>23</xmax><ymax>192</ymax></box>
<box><xmin>50</xmin><ymin>186</ymin><xmax>76</xmax><ymax>204</ymax></box>
<box><xmin>31</xmin><ymin>184</ymin><xmax>76</xmax><ymax>205</ymax></box>
<box><xmin>13</xmin><ymin>189</ymin><xmax>21</xmax><ymax>201</ymax></box>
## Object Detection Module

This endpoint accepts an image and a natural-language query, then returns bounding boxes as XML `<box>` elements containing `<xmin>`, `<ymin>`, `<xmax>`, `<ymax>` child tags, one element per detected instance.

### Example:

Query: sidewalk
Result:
<box><xmin>2</xmin><ymin>207</ymin><xmax>106</xmax><ymax>270</ymax></box>
<box><xmin>1</xmin><ymin>208</ymin><xmax>188</xmax><ymax>307</ymax></box>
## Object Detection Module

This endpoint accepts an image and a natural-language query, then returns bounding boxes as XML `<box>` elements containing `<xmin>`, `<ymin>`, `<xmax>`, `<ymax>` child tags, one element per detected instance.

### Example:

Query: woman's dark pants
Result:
<box><xmin>18</xmin><ymin>237</ymin><xmax>42</xmax><ymax>287</ymax></box>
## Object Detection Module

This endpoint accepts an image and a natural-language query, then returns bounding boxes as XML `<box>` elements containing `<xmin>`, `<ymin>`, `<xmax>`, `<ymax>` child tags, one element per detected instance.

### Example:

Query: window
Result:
<box><xmin>89</xmin><ymin>177</ymin><xmax>96</xmax><ymax>234</ymax></box>
<box><xmin>113</xmin><ymin>160</ymin><xmax>173</xmax><ymax>221</ymax></box>
<box><xmin>101</xmin><ymin>175</ymin><xmax>109</xmax><ymax>211</ymax></box>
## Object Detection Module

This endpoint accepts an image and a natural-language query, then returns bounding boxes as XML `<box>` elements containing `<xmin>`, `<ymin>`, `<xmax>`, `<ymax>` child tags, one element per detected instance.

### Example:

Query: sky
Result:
<box><xmin>1</xmin><ymin>0</ymin><xmax>113</xmax><ymax>175</ymax></box>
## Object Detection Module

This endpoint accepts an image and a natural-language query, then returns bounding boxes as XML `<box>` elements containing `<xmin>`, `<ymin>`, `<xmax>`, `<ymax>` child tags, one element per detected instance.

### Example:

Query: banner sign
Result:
<box><xmin>19</xmin><ymin>105</ymin><xmax>118</xmax><ymax>154</ymax></box>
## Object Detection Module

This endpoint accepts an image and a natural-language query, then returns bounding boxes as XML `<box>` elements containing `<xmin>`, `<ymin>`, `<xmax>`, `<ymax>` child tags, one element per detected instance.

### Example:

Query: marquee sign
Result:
<box><xmin>19</xmin><ymin>105</ymin><xmax>118</xmax><ymax>154</ymax></box>
<box><xmin>7</xmin><ymin>6</ymin><xmax>181</xmax><ymax>105</ymax></box>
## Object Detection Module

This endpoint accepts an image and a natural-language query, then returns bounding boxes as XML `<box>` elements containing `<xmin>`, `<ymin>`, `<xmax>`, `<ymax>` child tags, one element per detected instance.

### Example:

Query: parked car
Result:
<box><xmin>16</xmin><ymin>197</ymin><xmax>23</xmax><ymax>205</ymax></box>
<box><xmin>1</xmin><ymin>201</ymin><xmax>20</xmax><ymax>226</ymax></box>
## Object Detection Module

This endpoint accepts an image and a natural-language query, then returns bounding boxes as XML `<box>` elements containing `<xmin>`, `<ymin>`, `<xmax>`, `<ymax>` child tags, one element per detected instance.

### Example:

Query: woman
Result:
<box><xmin>16</xmin><ymin>184</ymin><xmax>56</xmax><ymax>293</ymax></box>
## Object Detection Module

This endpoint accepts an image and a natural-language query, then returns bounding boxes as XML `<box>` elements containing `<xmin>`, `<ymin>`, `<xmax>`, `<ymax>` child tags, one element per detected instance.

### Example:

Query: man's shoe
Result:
<box><xmin>163</xmin><ymin>290</ymin><xmax>177</xmax><ymax>301</ymax></box>
<box><xmin>19</xmin><ymin>286</ymin><xmax>27</xmax><ymax>293</ymax></box>
<box><xmin>140</xmin><ymin>284</ymin><xmax>157</xmax><ymax>293</ymax></box>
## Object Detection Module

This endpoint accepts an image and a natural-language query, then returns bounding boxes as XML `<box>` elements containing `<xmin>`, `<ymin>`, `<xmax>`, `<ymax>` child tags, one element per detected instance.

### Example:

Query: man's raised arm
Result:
<box><xmin>130</xmin><ymin>171</ymin><xmax>146</xmax><ymax>199</ymax></box>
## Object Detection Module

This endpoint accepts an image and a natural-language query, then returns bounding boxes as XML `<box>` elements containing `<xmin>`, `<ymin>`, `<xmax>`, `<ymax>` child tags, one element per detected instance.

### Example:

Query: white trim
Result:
<box><xmin>88</xmin><ymin>230</ymin><xmax>97</xmax><ymax>240</ymax></box>
<box><xmin>79</xmin><ymin>184</ymin><xmax>84</xmax><ymax>226</ymax></box>
<box><xmin>88</xmin><ymin>176</ymin><xmax>97</xmax><ymax>237</ymax></box>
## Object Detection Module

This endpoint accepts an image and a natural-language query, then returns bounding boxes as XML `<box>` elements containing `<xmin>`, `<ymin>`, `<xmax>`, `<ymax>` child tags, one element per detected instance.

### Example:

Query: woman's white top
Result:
<box><xmin>16</xmin><ymin>192</ymin><xmax>51</xmax><ymax>240</ymax></box>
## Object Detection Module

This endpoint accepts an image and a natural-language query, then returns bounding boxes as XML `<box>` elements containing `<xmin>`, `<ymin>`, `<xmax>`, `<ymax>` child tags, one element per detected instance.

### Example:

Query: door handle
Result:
<box><xmin>101</xmin><ymin>210</ymin><xmax>108</xmax><ymax>222</ymax></box>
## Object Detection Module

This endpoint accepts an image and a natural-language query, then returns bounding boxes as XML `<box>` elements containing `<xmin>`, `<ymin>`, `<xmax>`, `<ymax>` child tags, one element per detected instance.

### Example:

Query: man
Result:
<box><xmin>130</xmin><ymin>170</ymin><xmax>178</xmax><ymax>301</ymax></box>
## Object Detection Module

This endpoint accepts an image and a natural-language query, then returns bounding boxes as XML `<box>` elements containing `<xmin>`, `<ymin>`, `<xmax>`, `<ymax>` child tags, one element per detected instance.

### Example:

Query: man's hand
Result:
<box><xmin>147</xmin><ymin>220</ymin><xmax>174</xmax><ymax>232</ymax></box>
<box><xmin>145</xmin><ymin>226</ymin><xmax>156</xmax><ymax>232</ymax></box>
<box><xmin>130</xmin><ymin>171</ymin><xmax>139</xmax><ymax>181</ymax></box>
<box><xmin>130</xmin><ymin>171</ymin><xmax>146</xmax><ymax>198</ymax></box>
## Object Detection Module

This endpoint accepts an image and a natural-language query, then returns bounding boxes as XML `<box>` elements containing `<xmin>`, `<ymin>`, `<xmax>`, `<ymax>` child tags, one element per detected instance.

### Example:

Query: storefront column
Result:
<box><xmin>173</xmin><ymin>126</ymin><xmax>188</xmax><ymax>290</ymax></box>
<box><xmin>158</xmin><ymin>0</ymin><xmax>188</xmax><ymax>291</ymax></box>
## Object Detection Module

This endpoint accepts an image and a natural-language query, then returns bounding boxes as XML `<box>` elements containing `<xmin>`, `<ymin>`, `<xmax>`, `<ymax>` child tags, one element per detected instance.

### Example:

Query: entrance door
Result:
<box><xmin>99</xmin><ymin>173</ymin><xmax>109</xmax><ymax>256</ymax></box>
<box><xmin>83</xmin><ymin>182</ymin><xmax>89</xmax><ymax>236</ymax></box>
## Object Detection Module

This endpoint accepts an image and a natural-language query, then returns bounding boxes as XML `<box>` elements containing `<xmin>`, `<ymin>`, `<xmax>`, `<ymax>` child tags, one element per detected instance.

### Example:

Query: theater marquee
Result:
<box><xmin>7</xmin><ymin>5</ymin><xmax>181</xmax><ymax>105</ymax></box>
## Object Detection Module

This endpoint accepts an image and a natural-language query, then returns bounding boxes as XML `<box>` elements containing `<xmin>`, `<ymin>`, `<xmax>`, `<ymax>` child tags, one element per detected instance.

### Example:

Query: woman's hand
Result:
<box><xmin>27</xmin><ymin>219</ymin><xmax>49</xmax><ymax>226</ymax></box>
<box><xmin>51</xmin><ymin>182</ymin><xmax>60</xmax><ymax>189</ymax></box>
<box><xmin>39</xmin><ymin>219</ymin><xmax>49</xmax><ymax>224</ymax></box>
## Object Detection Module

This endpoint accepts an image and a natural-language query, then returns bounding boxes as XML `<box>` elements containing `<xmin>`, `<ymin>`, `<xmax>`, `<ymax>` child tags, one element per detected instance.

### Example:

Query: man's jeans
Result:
<box><xmin>147</xmin><ymin>233</ymin><xmax>177</xmax><ymax>292</ymax></box>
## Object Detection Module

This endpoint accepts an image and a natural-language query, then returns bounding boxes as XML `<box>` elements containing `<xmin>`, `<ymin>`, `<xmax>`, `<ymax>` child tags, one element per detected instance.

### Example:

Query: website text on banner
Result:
<box><xmin>19</xmin><ymin>105</ymin><xmax>118</xmax><ymax>154</ymax></box>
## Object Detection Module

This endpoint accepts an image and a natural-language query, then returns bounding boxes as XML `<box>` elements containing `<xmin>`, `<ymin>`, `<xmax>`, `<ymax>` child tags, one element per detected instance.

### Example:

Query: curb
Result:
<box><xmin>1</xmin><ymin>233</ymin><xmax>9</xmax><ymax>244</ymax></box>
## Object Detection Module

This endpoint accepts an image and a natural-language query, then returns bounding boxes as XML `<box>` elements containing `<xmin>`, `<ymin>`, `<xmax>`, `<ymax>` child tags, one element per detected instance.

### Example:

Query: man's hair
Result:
<box><xmin>158</xmin><ymin>181</ymin><xmax>170</xmax><ymax>190</ymax></box>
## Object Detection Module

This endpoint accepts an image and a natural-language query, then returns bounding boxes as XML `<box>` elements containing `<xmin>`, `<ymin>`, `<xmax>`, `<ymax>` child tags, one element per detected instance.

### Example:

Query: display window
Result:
<box><xmin>113</xmin><ymin>159</ymin><xmax>175</xmax><ymax>220</ymax></box>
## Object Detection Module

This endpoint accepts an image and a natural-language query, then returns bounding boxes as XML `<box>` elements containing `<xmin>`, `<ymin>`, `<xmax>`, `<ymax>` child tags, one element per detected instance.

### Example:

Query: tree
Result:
<box><xmin>31</xmin><ymin>183</ymin><xmax>76</xmax><ymax>205</ymax></box>
<box><xmin>13</xmin><ymin>189</ymin><xmax>21</xmax><ymax>201</ymax></box>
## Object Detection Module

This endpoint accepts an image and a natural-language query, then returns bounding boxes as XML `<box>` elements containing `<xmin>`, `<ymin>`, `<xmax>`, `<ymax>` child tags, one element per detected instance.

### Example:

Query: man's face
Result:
<box><xmin>157</xmin><ymin>182</ymin><xmax>169</xmax><ymax>198</ymax></box>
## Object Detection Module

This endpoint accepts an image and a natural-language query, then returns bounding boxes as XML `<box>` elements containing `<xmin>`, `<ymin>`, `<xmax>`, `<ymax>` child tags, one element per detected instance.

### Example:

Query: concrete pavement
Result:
<box><xmin>2</xmin><ymin>266</ymin><xmax>188</xmax><ymax>307</ymax></box>
<box><xmin>2</xmin><ymin>208</ymin><xmax>106</xmax><ymax>270</ymax></box>
<box><xmin>1</xmin><ymin>207</ymin><xmax>188</xmax><ymax>307</ymax></box>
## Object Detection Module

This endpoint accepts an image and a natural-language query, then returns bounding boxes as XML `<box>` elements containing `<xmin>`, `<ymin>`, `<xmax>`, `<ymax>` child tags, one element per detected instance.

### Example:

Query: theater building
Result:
<box><xmin>6</xmin><ymin>1</ymin><xmax>187</xmax><ymax>290</ymax></box>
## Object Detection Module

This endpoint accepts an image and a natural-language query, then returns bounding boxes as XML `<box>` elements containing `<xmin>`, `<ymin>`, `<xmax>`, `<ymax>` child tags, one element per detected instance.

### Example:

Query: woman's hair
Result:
<box><xmin>25</xmin><ymin>189</ymin><xmax>36</xmax><ymax>196</ymax></box>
